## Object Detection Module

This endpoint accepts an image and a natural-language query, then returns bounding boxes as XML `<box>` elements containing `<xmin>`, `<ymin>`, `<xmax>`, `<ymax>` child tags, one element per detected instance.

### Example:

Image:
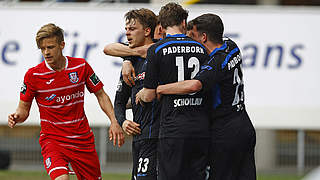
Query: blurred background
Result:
<box><xmin>0</xmin><ymin>0</ymin><xmax>320</xmax><ymax>179</ymax></box>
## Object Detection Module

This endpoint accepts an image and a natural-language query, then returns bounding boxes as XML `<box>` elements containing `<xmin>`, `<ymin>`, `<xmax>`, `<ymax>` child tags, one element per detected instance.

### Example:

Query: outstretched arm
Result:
<box><xmin>103</xmin><ymin>43</ymin><xmax>150</xmax><ymax>58</ymax></box>
<box><xmin>156</xmin><ymin>80</ymin><xmax>202</xmax><ymax>96</ymax></box>
<box><xmin>94</xmin><ymin>88</ymin><xmax>125</xmax><ymax>147</ymax></box>
<box><xmin>8</xmin><ymin>100</ymin><xmax>32</xmax><ymax>128</ymax></box>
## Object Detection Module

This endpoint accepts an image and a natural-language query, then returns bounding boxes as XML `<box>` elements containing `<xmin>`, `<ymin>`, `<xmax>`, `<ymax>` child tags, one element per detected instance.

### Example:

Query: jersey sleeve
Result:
<box><xmin>144</xmin><ymin>46</ymin><xmax>160</xmax><ymax>89</ymax></box>
<box><xmin>85</xmin><ymin>62</ymin><xmax>104</xmax><ymax>93</ymax></box>
<box><xmin>20</xmin><ymin>70</ymin><xmax>36</xmax><ymax>102</ymax></box>
<box><xmin>114</xmin><ymin>74</ymin><xmax>132</xmax><ymax>126</ymax></box>
<box><xmin>194</xmin><ymin>59</ymin><xmax>219</xmax><ymax>92</ymax></box>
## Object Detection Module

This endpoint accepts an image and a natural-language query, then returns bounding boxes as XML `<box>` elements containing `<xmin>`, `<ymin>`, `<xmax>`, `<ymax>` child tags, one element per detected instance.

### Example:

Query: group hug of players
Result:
<box><xmin>107</xmin><ymin>2</ymin><xmax>256</xmax><ymax>180</ymax></box>
<box><xmin>8</xmin><ymin>2</ymin><xmax>256</xmax><ymax>180</ymax></box>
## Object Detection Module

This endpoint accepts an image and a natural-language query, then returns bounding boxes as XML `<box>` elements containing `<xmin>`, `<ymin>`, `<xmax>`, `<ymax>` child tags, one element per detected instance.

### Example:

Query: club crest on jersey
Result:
<box><xmin>45</xmin><ymin>157</ymin><xmax>52</xmax><ymax>168</ymax></box>
<box><xmin>20</xmin><ymin>82</ymin><xmax>27</xmax><ymax>95</ymax></box>
<box><xmin>68</xmin><ymin>72</ymin><xmax>79</xmax><ymax>84</ymax></box>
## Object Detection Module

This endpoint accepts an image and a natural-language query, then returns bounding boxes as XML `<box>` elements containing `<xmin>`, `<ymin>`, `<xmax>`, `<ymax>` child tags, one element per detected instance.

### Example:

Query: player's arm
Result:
<box><xmin>136</xmin><ymin>46</ymin><xmax>158</xmax><ymax>105</ymax></box>
<box><xmin>103</xmin><ymin>43</ymin><xmax>150</xmax><ymax>58</ymax></box>
<box><xmin>156</xmin><ymin>80</ymin><xmax>202</xmax><ymax>96</ymax></box>
<box><xmin>8</xmin><ymin>100</ymin><xmax>32</xmax><ymax>128</ymax></box>
<box><xmin>94</xmin><ymin>88</ymin><xmax>125</xmax><ymax>147</ymax></box>
<box><xmin>103</xmin><ymin>43</ymin><xmax>140</xmax><ymax>57</ymax></box>
<box><xmin>114</xmin><ymin>77</ymin><xmax>141</xmax><ymax>136</ymax></box>
<box><xmin>135</xmin><ymin>88</ymin><xmax>156</xmax><ymax>105</ymax></box>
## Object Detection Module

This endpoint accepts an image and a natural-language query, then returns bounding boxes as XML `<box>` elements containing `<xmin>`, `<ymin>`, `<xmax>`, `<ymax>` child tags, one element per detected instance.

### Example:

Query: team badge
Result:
<box><xmin>89</xmin><ymin>73</ymin><xmax>101</xmax><ymax>86</ymax></box>
<box><xmin>20</xmin><ymin>82</ymin><xmax>27</xmax><ymax>95</ymax></box>
<box><xmin>45</xmin><ymin>157</ymin><xmax>52</xmax><ymax>168</ymax></box>
<box><xmin>68</xmin><ymin>72</ymin><xmax>79</xmax><ymax>84</ymax></box>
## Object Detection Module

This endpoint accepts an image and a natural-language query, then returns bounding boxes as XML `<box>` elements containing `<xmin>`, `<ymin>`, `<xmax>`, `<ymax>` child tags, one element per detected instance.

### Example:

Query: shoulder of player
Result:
<box><xmin>25</xmin><ymin>61</ymin><xmax>46</xmax><ymax>75</ymax></box>
<box><xmin>212</xmin><ymin>49</ymin><xmax>241</xmax><ymax>70</ymax></box>
<box><xmin>66</xmin><ymin>56</ymin><xmax>86</xmax><ymax>63</ymax></box>
<box><xmin>66</xmin><ymin>56</ymin><xmax>89</xmax><ymax>68</ymax></box>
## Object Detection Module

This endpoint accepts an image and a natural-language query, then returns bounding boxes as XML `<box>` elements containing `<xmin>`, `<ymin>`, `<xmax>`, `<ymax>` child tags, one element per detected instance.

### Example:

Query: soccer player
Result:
<box><xmin>135</xmin><ymin>3</ymin><xmax>210</xmax><ymax>180</ymax></box>
<box><xmin>156</xmin><ymin>14</ymin><xmax>257</xmax><ymax>180</ymax></box>
<box><xmin>7</xmin><ymin>23</ymin><xmax>124</xmax><ymax>180</ymax></box>
<box><xmin>103</xmin><ymin>17</ymin><xmax>165</xmax><ymax>87</ymax></box>
<box><xmin>111</xmin><ymin>9</ymin><xmax>161</xmax><ymax>180</ymax></box>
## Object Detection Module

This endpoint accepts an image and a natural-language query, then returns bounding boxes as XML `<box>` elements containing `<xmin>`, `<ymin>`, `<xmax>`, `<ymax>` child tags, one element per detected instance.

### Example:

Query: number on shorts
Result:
<box><xmin>138</xmin><ymin>158</ymin><xmax>149</xmax><ymax>173</ymax></box>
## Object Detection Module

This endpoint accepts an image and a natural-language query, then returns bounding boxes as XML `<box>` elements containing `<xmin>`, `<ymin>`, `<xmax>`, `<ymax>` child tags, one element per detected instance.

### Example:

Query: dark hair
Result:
<box><xmin>187</xmin><ymin>20</ymin><xmax>194</xmax><ymax>31</ymax></box>
<box><xmin>158</xmin><ymin>2</ymin><xmax>188</xmax><ymax>29</ymax></box>
<box><xmin>192</xmin><ymin>13</ymin><xmax>224</xmax><ymax>44</ymax></box>
<box><xmin>125</xmin><ymin>8</ymin><xmax>157</xmax><ymax>39</ymax></box>
<box><xmin>36</xmin><ymin>23</ymin><xmax>64</xmax><ymax>49</ymax></box>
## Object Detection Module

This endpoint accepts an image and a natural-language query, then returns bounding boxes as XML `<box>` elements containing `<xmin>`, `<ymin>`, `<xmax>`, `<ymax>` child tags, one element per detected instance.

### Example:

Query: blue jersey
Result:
<box><xmin>195</xmin><ymin>37</ymin><xmax>245</xmax><ymax>119</ymax></box>
<box><xmin>144</xmin><ymin>34</ymin><xmax>210</xmax><ymax>138</ymax></box>
<box><xmin>114</xmin><ymin>56</ymin><xmax>160</xmax><ymax>141</ymax></box>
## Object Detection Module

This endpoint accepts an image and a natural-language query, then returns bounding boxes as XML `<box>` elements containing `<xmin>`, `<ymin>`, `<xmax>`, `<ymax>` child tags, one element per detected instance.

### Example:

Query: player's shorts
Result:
<box><xmin>158</xmin><ymin>137</ymin><xmax>210</xmax><ymax>180</ymax></box>
<box><xmin>131</xmin><ymin>138</ymin><xmax>158</xmax><ymax>180</ymax></box>
<box><xmin>40</xmin><ymin>140</ymin><xmax>102</xmax><ymax>180</ymax></box>
<box><xmin>209</xmin><ymin>110</ymin><xmax>256</xmax><ymax>180</ymax></box>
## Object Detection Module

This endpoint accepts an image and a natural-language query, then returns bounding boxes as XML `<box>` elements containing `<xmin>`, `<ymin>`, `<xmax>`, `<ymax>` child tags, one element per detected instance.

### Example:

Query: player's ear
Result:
<box><xmin>60</xmin><ymin>41</ymin><xmax>65</xmax><ymax>50</ymax></box>
<box><xmin>145</xmin><ymin>27</ymin><xmax>151</xmax><ymax>37</ymax></box>
<box><xmin>202</xmin><ymin>32</ymin><xmax>207</xmax><ymax>44</ymax></box>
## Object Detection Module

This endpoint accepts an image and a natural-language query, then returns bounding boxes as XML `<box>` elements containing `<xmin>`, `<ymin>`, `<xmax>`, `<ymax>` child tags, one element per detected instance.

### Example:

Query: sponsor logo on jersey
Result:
<box><xmin>56</xmin><ymin>91</ymin><xmax>84</xmax><ymax>103</ymax></box>
<box><xmin>173</xmin><ymin>97</ymin><xmax>203</xmax><ymax>107</ymax></box>
<box><xmin>68</xmin><ymin>72</ymin><xmax>79</xmax><ymax>84</ymax></box>
<box><xmin>89</xmin><ymin>73</ymin><xmax>100</xmax><ymax>86</ymax></box>
<box><xmin>46</xmin><ymin>79</ymin><xmax>55</xmax><ymax>84</ymax></box>
<box><xmin>45</xmin><ymin>94</ymin><xmax>56</xmax><ymax>101</ymax></box>
<box><xmin>135</xmin><ymin>72</ymin><xmax>145</xmax><ymax>81</ymax></box>
<box><xmin>20</xmin><ymin>82</ymin><xmax>27</xmax><ymax>95</ymax></box>
<box><xmin>45</xmin><ymin>157</ymin><xmax>51</xmax><ymax>168</ymax></box>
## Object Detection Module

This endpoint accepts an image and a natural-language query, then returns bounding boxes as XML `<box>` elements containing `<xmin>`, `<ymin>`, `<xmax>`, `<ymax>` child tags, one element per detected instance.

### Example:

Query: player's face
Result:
<box><xmin>39</xmin><ymin>36</ymin><xmax>65</xmax><ymax>66</ymax></box>
<box><xmin>187</xmin><ymin>25</ymin><xmax>203</xmax><ymax>44</ymax></box>
<box><xmin>125</xmin><ymin>19</ymin><xmax>147</xmax><ymax>48</ymax></box>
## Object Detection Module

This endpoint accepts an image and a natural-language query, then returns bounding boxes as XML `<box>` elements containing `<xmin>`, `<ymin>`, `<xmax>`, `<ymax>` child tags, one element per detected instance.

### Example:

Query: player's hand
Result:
<box><xmin>122</xmin><ymin>61</ymin><xmax>135</xmax><ymax>87</ymax></box>
<box><xmin>109</xmin><ymin>122</ymin><xmax>125</xmax><ymax>147</ymax></box>
<box><xmin>122</xmin><ymin>120</ymin><xmax>141</xmax><ymax>136</ymax></box>
<box><xmin>156</xmin><ymin>86</ymin><xmax>163</xmax><ymax>101</ymax></box>
<box><xmin>135</xmin><ymin>89</ymin><xmax>145</xmax><ymax>106</ymax></box>
<box><xmin>136</xmin><ymin>44</ymin><xmax>152</xmax><ymax>58</ymax></box>
<box><xmin>8</xmin><ymin>113</ymin><xmax>19</xmax><ymax>128</ymax></box>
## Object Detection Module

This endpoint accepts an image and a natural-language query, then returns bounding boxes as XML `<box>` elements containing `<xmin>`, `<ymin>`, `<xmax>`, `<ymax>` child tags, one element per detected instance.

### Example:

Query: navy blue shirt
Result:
<box><xmin>195</xmin><ymin>38</ymin><xmax>245</xmax><ymax>119</ymax></box>
<box><xmin>144</xmin><ymin>34</ymin><xmax>210</xmax><ymax>138</ymax></box>
<box><xmin>114</xmin><ymin>56</ymin><xmax>160</xmax><ymax>141</ymax></box>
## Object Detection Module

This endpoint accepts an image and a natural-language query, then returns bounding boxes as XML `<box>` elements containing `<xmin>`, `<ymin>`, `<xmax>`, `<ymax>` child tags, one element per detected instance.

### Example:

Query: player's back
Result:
<box><xmin>145</xmin><ymin>34</ymin><xmax>210</xmax><ymax>138</ymax></box>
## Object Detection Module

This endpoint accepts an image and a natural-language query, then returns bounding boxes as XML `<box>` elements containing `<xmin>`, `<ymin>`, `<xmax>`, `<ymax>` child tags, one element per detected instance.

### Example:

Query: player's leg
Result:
<box><xmin>132</xmin><ymin>141</ymin><xmax>139</xmax><ymax>180</ymax></box>
<box><xmin>135</xmin><ymin>139</ymin><xmax>158</xmax><ymax>180</ymax></box>
<box><xmin>40</xmin><ymin>142</ymin><xmax>70</xmax><ymax>180</ymax></box>
<box><xmin>210</xmin><ymin>111</ymin><xmax>257</xmax><ymax>180</ymax></box>
<box><xmin>55</xmin><ymin>174</ymin><xmax>69</xmax><ymax>180</ymax></box>
<box><xmin>68</xmin><ymin>148</ymin><xmax>102</xmax><ymax>180</ymax></box>
<box><xmin>238</xmin><ymin>111</ymin><xmax>257</xmax><ymax>180</ymax></box>
<box><xmin>158</xmin><ymin>138</ymin><xmax>187</xmax><ymax>180</ymax></box>
<box><xmin>188</xmin><ymin>138</ymin><xmax>210</xmax><ymax>180</ymax></box>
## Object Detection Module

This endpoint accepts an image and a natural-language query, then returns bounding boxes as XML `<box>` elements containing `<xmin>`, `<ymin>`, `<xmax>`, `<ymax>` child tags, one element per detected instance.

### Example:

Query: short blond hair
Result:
<box><xmin>36</xmin><ymin>23</ymin><xmax>64</xmax><ymax>48</ymax></box>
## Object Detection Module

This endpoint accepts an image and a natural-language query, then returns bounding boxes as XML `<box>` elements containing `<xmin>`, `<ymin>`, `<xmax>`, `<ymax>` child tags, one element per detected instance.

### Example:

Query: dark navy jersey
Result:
<box><xmin>144</xmin><ymin>34</ymin><xmax>210</xmax><ymax>138</ymax></box>
<box><xmin>195</xmin><ymin>37</ymin><xmax>245</xmax><ymax>119</ymax></box>
<box><xmin>114</xmin><ymin>56</ymin><xmax>160</xmax><ymax>141</ymax></box>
